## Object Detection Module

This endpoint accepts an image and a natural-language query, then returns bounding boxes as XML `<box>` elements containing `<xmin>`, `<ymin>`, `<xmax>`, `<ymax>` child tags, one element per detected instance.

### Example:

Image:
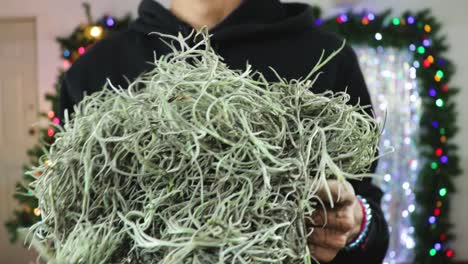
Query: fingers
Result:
<box><xmin>315</xmin><ymin>180</ymin><xmax>356</xmax><ymax>208</ymax></box>
<box><xmin>306</xmin><ymin>204</ymin><xmax>357</xmax><ymax>263</ymax></box>
<box><xmin>308</xmin><ymin>228</ymin><xmax>347</xmax><ymax>262</ymax></box>
<box><xmin>309</xmin><ymin>245</ymin><xmax>341</xmax><ymax>263</ymax></box>
<box><xmin>308</xmin><ymin>227</ymin><xmax>348</xmax><ymax>250</ymax></box>
<box><xmin>310</xmin><ymin>205</ymin><xmax>356</xmax><ymax>233</ymax></box>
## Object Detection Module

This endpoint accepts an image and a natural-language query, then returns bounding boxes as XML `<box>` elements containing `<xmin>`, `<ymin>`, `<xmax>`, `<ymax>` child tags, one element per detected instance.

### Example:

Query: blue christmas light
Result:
<box><xmin>429</xmin><ymin>216</ymin><xmax>437</xmax><ymax>224</ymax></box>
<box><xmin>315</xmin><ymin>19</ymin><xmax>323</xmax><ymax>26</ymax></box>
<box><xmin>438</xmin><ymin>58</ymin><xmax>446</xmax><ymax>66</ymax></box>
<box><xmin>429</xmin><ymin>88</ymin><xmax>437</xmax><ymax>97</ymax></box>
<box><xmin>106</xmin><ymin>17</ymin><xmax>115</xmax><ymax>27</ymax></box>
<box><xmin>340</xmin><ymin>14</ymin><xmax>349</xmax><ymax>23</ymax></box>
<box><xmin>440</xmin><ymin>155</ymin><xmax>448</xmax><ymax>164</ymax></box>
<box><xmin>63</xmin><ymin>49</ymin><xmax>71</xmax><ymax>57</ymax></box>
<box><xmin>432</xmin><ymin>121</ymin><xmax>439</xmax><ymax>128</ymax></box>
<box><xmin>407</xmin><ymin>16</ymin><xmax>415</xmax><ymax>24</ymax></box>
<box><xmin>423</xmin><ymin>39</ymin><xmax>431</xmax><ymax>47</ymax></box>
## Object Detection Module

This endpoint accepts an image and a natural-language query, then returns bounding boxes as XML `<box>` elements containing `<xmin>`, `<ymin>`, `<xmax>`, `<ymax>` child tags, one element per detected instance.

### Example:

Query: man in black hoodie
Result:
<box><xmin>59</xmin><ymin>0</ymin><xmax>389</xmax><ymax>263</ymax></box>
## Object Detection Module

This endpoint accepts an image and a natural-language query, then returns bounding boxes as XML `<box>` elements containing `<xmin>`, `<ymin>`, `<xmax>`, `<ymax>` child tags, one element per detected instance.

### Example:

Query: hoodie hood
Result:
<box><xmin>129</xmin><ymin>0</ymin><xmax>317</xmax><ymax>42</ymax></box>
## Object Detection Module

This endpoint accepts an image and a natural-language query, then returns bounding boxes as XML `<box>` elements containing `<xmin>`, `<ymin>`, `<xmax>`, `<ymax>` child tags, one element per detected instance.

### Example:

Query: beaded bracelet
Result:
<box><xmin>345</xmin><ymin>195</ymin><xmax>372</xmax><ymax>250</ymax></box>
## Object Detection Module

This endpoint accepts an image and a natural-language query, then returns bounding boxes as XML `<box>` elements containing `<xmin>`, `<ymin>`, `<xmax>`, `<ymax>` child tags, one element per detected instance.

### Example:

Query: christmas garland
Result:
<box><xmin>313</xmin><ymin>7</ymin><xmax>461</xmax><ymax>264</ymax></box>
<box><xmin>4</xmin><ymin>4</ymin><xmax>131</xmax><ymax>244</ymax></box>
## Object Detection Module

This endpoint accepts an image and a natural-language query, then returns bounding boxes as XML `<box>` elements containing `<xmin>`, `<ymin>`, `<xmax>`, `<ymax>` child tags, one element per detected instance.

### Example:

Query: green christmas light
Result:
<box><xmin>440</xmin><ymin>128</ymin><xmax>445</xmax><ymax>135</ymax></box>
<box><xmin>418</xmin><ymin>46</ymin><xmax>426</xmax><ymax>54</ymax></box>
<box><xmin>393</xmin><ymin>18</ymin><xmax>400</xmax><ymax>25</ymax></box>
<box><xmin>430</xmin><ymin>248</ymin><xmax>437</xmax><ymax>256</ymax></box>
<box><xmin>439</xmin><ymin>188</ymin><xmax>447</xmax><ymax>197</ymax></box>
<box><xmin>436</xmin><ymin>98</ymin><xmax>444</xmax><ymax>107</ymax></box>
<box><xmin>431</xmin><ymin>162</ymin><xmax>438</xmax><ymax>169</ymax></box>
<box><xmin>436</xmin><ymin>70</ymin><xmax>444</xmax><ymax>78</ymax></box>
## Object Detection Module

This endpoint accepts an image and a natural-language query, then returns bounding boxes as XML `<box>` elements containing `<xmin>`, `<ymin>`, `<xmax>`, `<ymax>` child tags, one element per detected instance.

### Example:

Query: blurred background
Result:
<box><xmin>0</xmin><ymin>0</ymin><xmax>467</xmax><ymax>263</ymax></box>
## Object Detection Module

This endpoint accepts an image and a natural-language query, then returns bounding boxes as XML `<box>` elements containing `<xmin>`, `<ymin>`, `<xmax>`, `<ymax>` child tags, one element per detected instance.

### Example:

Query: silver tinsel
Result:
<box><xmin>355</xmin><ymin>46</ymin><xmax>421</xmax><ymax>263</ymax></box>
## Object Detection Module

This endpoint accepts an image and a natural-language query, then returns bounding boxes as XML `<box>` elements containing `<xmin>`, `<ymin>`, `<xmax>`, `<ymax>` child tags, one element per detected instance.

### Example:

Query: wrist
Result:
<box><xmin>348</xmin><ymin>197</ymin><xmax>365</xmax><ymax>242</ymax></box>
<box><xmin>345</xmin><ymin>195</ymin><xmax>372</xmax><ymax>250</ymax></box>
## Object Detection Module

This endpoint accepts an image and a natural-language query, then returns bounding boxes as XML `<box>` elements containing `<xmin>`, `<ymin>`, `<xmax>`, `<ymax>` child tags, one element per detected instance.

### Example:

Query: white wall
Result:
<box><xmin>1</xmin><ymin>0</ymin><xmax>467</xmax><ymax>260</ymax></box>
<box><xmin>0</xmin><ymin>0</ymin><xmax>144</xmax><ymax>111</ymax></box>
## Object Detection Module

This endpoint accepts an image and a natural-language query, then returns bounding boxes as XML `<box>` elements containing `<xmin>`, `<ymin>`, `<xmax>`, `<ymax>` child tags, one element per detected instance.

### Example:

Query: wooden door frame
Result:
<box><xmin>0</xmin><ymin>16</ymin><xmax>39</xmax><ymax>105</ymax></box>
<box><xmin>0</xmin><ymin>16</ymin><xmax>39</xmax><ymax>147</ymax></box>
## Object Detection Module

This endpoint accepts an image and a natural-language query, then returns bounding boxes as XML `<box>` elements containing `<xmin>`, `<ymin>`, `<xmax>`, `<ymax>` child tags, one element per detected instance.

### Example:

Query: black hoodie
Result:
<box><xmin>59</xmin><ymin>0</ymin><xmax>389</xmax><ymax>262</ymax></box>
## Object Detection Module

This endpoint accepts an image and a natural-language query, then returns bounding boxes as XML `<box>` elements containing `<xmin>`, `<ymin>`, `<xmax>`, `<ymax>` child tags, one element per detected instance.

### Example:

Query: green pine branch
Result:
<box><xmin>318</xmin><ymin>8</ymin><xmax>461</xmax><ymax>264</ymax></box>
<box><xmin>3</xmin><ymin>6</ymin><xmax>132</xmax><ymax>244</ymax></box>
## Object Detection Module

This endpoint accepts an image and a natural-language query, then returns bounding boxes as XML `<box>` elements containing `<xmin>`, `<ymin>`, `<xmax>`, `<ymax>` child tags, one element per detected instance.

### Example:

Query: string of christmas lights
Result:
<box><xmin>314</xmin><ymin>8</ymin><xmax>461</xmax><ymax>264</ymax></box>
<box><xmin>4</xmin><ymin>6</ymin><xmax>131</xmax><ymax>244</ymax></box>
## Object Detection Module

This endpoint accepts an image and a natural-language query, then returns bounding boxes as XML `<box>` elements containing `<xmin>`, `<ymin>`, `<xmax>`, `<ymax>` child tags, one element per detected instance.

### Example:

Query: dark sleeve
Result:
<box><xmin>58</xmin><ymin>74</ymin><xmax>76</xmax><ymax>125</ymax></box>
<box><xmin>330</xmin><ymin>45</ymin><xmax>389</xmax><ymax>263</ymax></box>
